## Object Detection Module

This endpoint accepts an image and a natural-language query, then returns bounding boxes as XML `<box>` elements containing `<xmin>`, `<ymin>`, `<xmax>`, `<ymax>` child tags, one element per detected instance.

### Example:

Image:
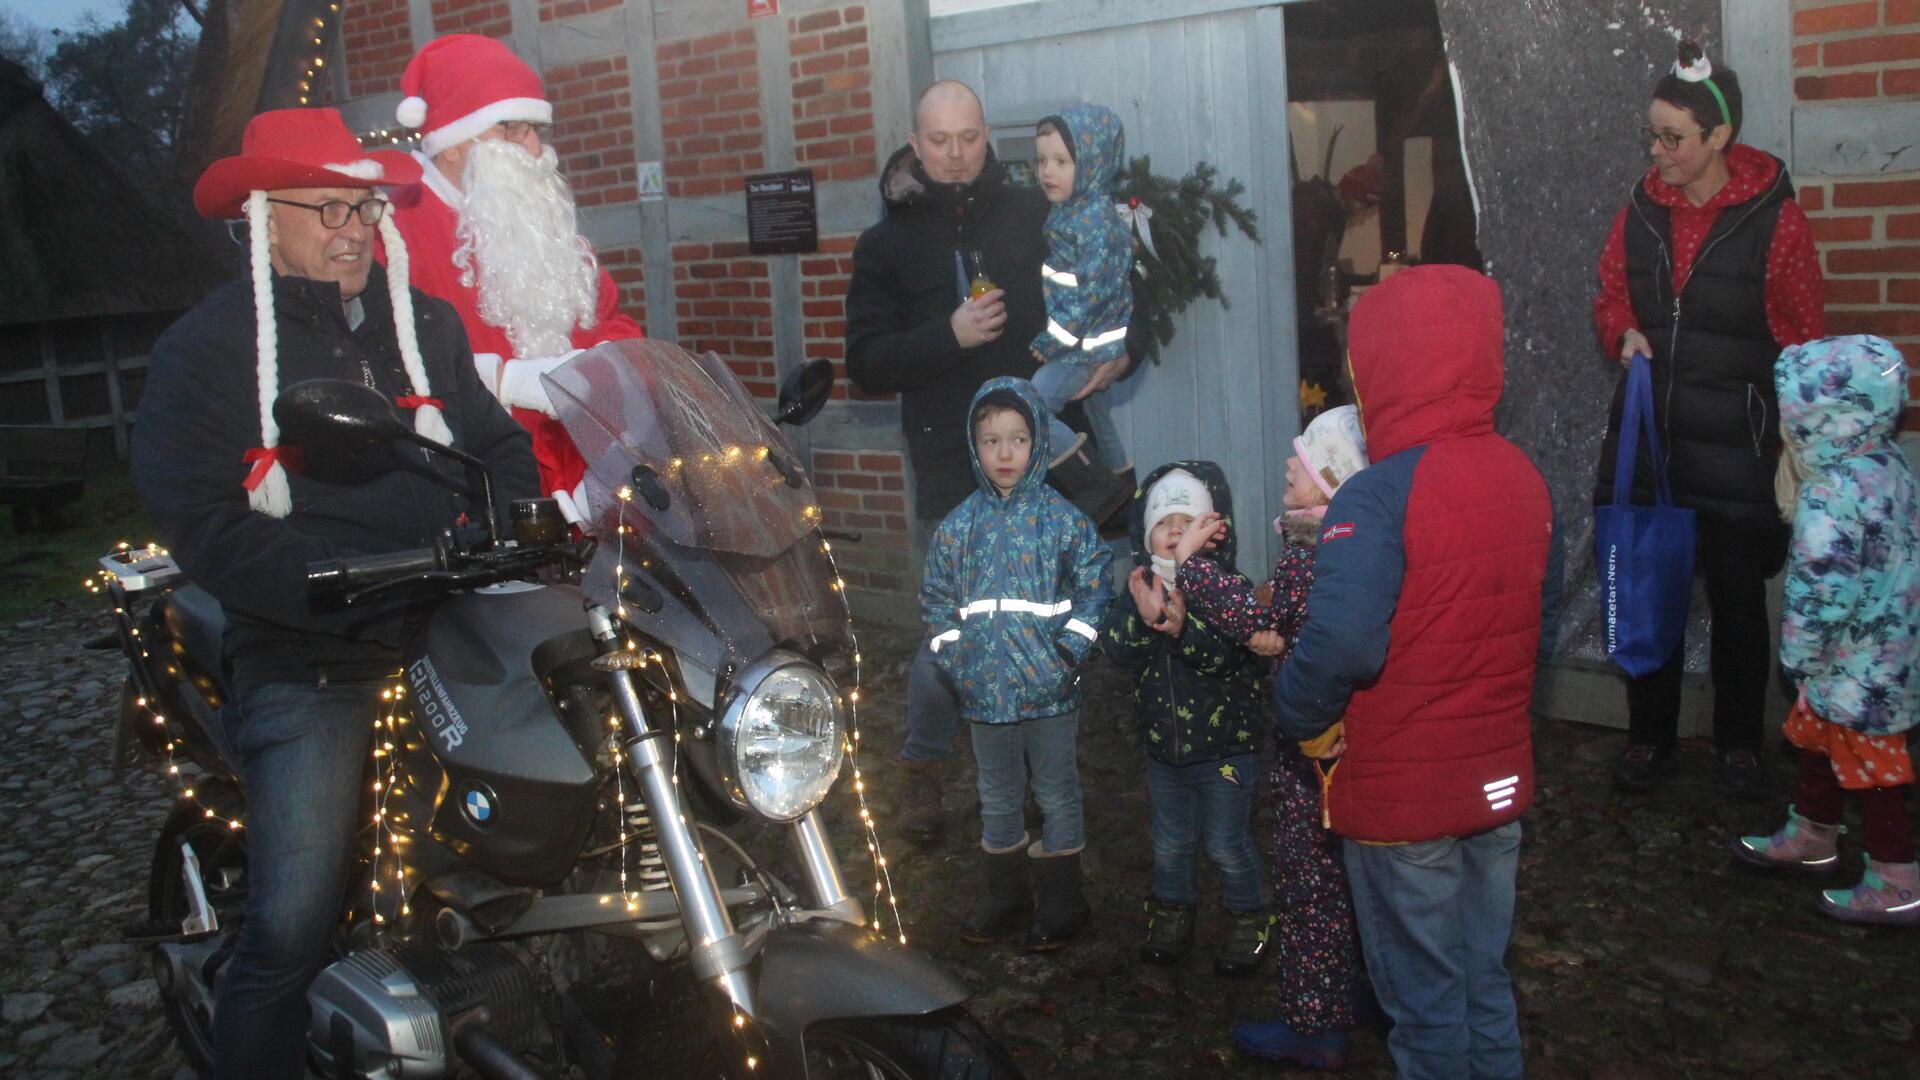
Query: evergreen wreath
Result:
<box><xmin>1113</xmin><ymin>156</ymin><xmax>1261</xmax><ymax>362</ymax></box>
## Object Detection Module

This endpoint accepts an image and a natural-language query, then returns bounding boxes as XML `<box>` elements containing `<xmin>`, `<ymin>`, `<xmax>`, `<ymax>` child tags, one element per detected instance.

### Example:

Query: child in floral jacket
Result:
<box><xmin>1736</xmin><ymin>335</ymin><xmax>1920</xmax><ymax>926</ymax></box>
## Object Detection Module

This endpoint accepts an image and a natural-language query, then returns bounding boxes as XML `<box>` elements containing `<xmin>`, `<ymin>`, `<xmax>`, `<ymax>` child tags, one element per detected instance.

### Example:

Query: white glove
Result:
<box><xmin>493</xmin><ymin>350</ymin><xmax>584</xmax><ymax>417</ymax></box>
<box><xmin>471</xmin><ymin>352</ymin><xmax>505</xmax><ymax>397</ymax></box>
<box><xmin>552</xmin><ymin>479</ymin><xmax>592</xmax><ymax>530</ymax></box>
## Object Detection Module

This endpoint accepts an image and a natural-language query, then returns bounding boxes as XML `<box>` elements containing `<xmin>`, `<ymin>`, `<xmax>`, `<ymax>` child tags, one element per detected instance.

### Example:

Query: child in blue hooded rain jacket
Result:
<box><xmin>1030</xmin><ymin>103</ymin><xmax>1135</xmax><ymax>523</ymax></box>
<box><xmin>923</xmin><ymin>377</ymin><xmax>1111</xmax><ymax>951</ymax></box>
<box><xmin>1736</xmin><ymin>335</ymin><xmax>1920</xmax><ymax>926</ymax></box>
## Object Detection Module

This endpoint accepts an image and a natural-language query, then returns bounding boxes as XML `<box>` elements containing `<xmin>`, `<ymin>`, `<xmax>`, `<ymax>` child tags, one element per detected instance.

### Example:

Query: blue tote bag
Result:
<box><xmin>1593</xmin><ymin>354</ymin><xmax>1696</xmax><ymax>678</ymax></box>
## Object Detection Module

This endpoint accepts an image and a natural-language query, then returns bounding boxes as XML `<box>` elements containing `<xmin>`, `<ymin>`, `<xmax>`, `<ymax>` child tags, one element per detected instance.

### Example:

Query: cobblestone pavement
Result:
<box><xmin>3</xmin><ymin>601</ymin><xmax>1918</xmax><ymax>1078</ymax></box>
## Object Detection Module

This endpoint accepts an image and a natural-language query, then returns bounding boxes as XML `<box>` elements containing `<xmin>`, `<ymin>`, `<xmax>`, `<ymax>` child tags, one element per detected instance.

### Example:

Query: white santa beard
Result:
<box><xmin>454</xmin><ymin>139</ymin><xmax>600</xmax><ymax>359</ymax></box>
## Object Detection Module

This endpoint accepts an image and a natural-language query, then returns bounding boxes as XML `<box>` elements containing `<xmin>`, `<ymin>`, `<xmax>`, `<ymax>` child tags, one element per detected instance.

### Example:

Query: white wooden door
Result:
<box><xmin>932</xmin><ymin>0</ymin><xmax>1301</xmax><ymax>574</ymax></box>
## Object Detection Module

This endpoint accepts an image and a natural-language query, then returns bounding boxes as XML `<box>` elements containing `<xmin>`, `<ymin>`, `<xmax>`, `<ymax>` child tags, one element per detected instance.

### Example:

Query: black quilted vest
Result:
<box><xmin>1594</xmin><ymin>159</ymin><xmax>1793</xmax><ymax>531</ymax></box>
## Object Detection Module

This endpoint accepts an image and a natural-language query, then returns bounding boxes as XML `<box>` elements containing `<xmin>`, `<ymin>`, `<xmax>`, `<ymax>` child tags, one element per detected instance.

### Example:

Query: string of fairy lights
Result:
<box><xmin>295</xmin><ymin>4</ymin><xmax>340</xmax><ymax>107</ymax></box>
<box><xmin>94</xmin><ymin>430</ymin><xmax>906</xmax><ymax>1071</ymax></box>
<box><xmin>87</xmin><ymin>544</ymin><xmax>244</xmax><ymax>834</ymax></box>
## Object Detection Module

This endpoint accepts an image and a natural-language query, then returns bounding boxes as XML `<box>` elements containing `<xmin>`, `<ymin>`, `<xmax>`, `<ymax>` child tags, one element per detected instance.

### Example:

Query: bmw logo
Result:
<box><xmin>462</xmin><ymin>784</ymin><xmax>497</xmax><ymax>828</ymax></box>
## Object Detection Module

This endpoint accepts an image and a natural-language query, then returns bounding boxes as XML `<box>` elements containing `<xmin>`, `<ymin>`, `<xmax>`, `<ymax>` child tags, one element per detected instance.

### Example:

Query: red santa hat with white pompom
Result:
<box><xmin>396</xmin><ymin>34</ymin><xmax>552</xmax><ymax>158</ymax></box>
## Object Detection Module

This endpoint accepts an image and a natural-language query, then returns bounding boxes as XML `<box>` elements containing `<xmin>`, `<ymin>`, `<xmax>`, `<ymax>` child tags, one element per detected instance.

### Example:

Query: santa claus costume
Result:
<box><xmin>383</xmin><ymin>33</ymin><xmax>643</xmax><ymax>523</ymax></box>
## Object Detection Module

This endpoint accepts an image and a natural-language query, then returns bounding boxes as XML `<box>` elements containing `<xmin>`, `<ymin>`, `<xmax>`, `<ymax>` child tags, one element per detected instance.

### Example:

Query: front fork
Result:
<box><xmin>587</xmin><ymin>608</ymin><xmax>862</xmax><ymax>1019</ymax></box>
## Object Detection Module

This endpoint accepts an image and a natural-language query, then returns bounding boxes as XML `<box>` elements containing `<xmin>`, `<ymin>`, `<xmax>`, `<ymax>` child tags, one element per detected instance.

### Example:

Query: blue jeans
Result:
<box><xmin>1145</xmin><ymin>754</ymin><xmax>1264</xmax><ymax>911</ymax></box>
<box><xmin>1344</xmin><ymin>821</ymin><xmax>1525</xmax><ymax>1080</ymax></box>
<box><xmin>1030</xmin><ymin>359</ymin><xmax>1127</xmax><ymax>472</ymax></box>
<box><xmin>213</xmin><ymin>680</ymin><xmax>380</xmax><ymax>1080</ymax></box>
<box><xmin>969</xmin><ymin>712</ymin><xmax>1084</xmax><ymax>853</ymax></box>
<box><xmin>900</xmin><ymin>639</ymin><xmax>961</xmax><ymax>764</ymax></box>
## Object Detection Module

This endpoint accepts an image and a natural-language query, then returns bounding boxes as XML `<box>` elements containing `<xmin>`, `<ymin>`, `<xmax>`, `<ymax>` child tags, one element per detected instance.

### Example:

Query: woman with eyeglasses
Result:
<box><xmin>1591</xmin><ymin>41</ymin><xmax>1825</xmax><ymax>800</ymax></box>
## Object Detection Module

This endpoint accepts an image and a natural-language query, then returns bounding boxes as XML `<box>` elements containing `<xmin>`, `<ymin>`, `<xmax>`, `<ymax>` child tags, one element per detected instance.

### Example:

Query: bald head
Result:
<box><xmin>909</xmin><ymin>80</ymin><xmax>989</xmax><ymax>184</ymax></box>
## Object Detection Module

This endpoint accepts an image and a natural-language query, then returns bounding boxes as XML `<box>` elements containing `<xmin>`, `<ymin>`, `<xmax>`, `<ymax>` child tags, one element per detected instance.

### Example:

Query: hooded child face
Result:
<box><xmin>966</xmin><ymin>378</ymin><xmax>1053</xmax><ymax>500</ymax></box>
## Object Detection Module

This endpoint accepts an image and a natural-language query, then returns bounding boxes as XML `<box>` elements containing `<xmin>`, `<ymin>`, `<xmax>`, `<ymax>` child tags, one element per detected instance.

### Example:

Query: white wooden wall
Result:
<box><xmin>931</xmin><ymin>0</ymin><xmax>1301</xmax><ymax>574</ymax></box>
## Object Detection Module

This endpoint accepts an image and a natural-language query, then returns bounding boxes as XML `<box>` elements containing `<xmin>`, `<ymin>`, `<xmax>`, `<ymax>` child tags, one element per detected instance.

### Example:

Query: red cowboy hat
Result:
<box><xmin>193</xmin><ymin>107</ymin><xmax>422</xmax><ymax>219</ymax></box>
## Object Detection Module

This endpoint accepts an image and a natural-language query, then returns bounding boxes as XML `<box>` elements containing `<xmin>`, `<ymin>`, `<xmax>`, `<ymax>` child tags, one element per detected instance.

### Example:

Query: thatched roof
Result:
<box><xmin>173</xmin><ymin>0</ymin><xmax>289</xmax><ymax>185</ymax></box>
<box><xmin>0</xmin><ymin>57</ymin><xmax>231</xmax><ymax>327</ymax></box>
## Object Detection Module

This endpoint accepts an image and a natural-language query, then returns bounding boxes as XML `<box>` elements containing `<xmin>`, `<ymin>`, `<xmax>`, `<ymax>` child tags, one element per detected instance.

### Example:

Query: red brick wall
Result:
<box><xmin>432</xmin><ymin>0</ymin><xmax>511</xmax><ymax>38</ymax></box>
<box><xmin>657</xmin><ymin>29</ymin><xmax>766</xmax><ymax>198</ymax></box>
<box><xmin>1793</xmin><ymin>0</ymin><xmax>1920</xmax><ymax>426</ymax></box>
<box><xmin>810</xmin><ymin>451</ymin><xmax>912</xmax><ymax>593</ymax></box>
<box><xmin>343</xmin><ymin>0</ymin><xmax>412</xmax><ymax>100</ymax></box>
<box><xmin>597</xmin><ymin>246</ymin><xmax>648</xmax><ymax>336</ymax></box>
<box><xmin>546</xmin><ymin>56</ymin><xmax>639</xmax><ymax>208</ymax></box>
<box><xmin>540</xmin><ymin>0</ymin><xmax>620</xmax><ymax>23</ymax></box>
<box><xmin>672</xmin><ymin>242</ymin><xmax>775</xmax><ymax>397</ymax></box>
<box><xmin>789</xmin><ymin>5</ymin><xmax>876</xmax><ymax>182</ymax></box>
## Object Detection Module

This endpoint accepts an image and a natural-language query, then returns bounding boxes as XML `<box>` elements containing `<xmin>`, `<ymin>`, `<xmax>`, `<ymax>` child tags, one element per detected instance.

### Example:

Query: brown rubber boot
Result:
<box><xmin>896</xmin><ymin>758</ymin><xmax>947</xmax><ymax>844</ymax></box>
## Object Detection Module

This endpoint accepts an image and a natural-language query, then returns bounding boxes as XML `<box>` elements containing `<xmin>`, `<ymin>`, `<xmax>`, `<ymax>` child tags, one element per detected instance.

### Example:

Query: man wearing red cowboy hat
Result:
<box><xmin>131</xmin><ymin>107</ymin><xmax>537</xmax><ymax>1080</ymax></box>
<box><xmin>384</xmin><ymin>33</ymin><xmax>644</xmax><ymax>526</ymax></box>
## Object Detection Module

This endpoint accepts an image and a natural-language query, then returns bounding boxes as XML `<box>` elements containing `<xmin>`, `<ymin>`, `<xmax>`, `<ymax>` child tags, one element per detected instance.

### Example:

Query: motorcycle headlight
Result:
<box><xmin>717</xmin><ymin>653</ymin><xmax>845</xmax><ymax>821</ymax></box>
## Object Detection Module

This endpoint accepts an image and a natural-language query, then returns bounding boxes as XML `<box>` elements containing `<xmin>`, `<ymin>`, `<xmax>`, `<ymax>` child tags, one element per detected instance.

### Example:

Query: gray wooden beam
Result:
<box><xmin>624</xmin><ymin>0</ymin><xmax>676</xmax><ymax>343</ymax></box>
<box><xmin>1722</xmin><ymin>0</ymin><xmax>1791</xmax><ymax>165</ymax></box>
<box><xmin>539</xmin><ymin>5</ymin><xmax>630</xmax><ymax>67</ymax></box>
<box><xmin>406</xmin><ymin>0</ymin><xmax>435</xmax><ymax>54</ymax></box>
<box><xmin>1793</xmin><ymin>101</ymin><xmax>1920</xmax><ymax>176</ymax></box>
<box><xmin>931</xmin><ymin>0</ymin><xmax>1309</xmax><ymax>54</ymax></box>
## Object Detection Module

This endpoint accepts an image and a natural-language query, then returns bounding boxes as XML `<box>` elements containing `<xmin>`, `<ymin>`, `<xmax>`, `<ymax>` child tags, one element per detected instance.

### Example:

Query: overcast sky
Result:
<box><xmin>2</xmin><ymin>0</ymin><xmax>119</xmax><ymax>33</ymax></box>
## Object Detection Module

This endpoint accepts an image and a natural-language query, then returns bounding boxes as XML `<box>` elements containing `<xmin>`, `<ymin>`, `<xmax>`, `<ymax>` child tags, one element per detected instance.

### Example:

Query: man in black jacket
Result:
<box><xmin>133</xmin><ymin>108</ymin><xmax>537</xmax><ymax>1080</ymax></box>
<box><xmin>845</xmin><ymin>81</ymin><xmax>1129</xmax><ymax>841</ymax></box>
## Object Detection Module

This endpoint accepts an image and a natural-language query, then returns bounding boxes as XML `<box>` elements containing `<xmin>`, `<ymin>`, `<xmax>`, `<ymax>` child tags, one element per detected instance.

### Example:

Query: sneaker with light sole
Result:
<box><xmin>1817</xmin><ymin>856</ymin><xmax>1920</xmax><ymax>927</ymax></box>
<box><xmin>1734</xmin><ymin>805</ymin><xmax>1841</xmax><ymax>874</ymax></box>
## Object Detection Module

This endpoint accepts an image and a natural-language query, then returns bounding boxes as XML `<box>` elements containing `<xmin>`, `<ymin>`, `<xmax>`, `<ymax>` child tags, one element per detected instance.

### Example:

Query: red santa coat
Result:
<box><xmin>382</xmin><ymin>159</ymin><xmax>643</xmax><ymax>502</ymax></box>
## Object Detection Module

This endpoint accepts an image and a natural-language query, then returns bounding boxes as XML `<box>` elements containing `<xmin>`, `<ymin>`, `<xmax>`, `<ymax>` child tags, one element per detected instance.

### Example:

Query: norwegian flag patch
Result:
<box><xmin>1321</xmin><ymin>523</ymin><xmax>1356</xmax><ymax>543</ymax></box>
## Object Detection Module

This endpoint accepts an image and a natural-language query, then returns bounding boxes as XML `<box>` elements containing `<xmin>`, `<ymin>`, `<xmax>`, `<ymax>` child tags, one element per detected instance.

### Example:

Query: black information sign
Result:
<box><xmin>745</xmin><ymin>169</ymin><xmax>818</xmax><ymax>255</ymax></box>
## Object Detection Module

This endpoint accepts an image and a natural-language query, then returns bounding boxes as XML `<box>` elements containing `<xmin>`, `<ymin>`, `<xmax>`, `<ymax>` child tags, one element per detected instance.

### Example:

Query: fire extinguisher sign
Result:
<box><xmin>748</xmin><ymin>0</ymin><xmax>777</xmax><ymax>17</ymax></box>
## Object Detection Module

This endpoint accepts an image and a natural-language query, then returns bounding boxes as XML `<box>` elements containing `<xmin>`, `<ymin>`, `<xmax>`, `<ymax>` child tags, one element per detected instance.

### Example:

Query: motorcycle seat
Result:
<box><xmin>163</xmin><ymin>585</ymin><xmax>231</xmax><ymax>698</ymax></box>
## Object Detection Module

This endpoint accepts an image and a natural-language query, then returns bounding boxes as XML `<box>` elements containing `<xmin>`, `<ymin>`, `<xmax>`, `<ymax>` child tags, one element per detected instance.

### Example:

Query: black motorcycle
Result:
<box><xmin>101</xmin><ymin>340</ymin><xmax>1021</xmax><ymax>1079</ymax></box>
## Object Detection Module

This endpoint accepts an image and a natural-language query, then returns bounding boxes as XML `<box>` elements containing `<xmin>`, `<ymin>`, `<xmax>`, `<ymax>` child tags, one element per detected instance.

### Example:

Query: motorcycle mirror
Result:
<box><xmin>273</xmin><ymin>379</ymin><xmax>409</xmax><ymax>454</ymax></box>
<box><xmin>274</xmin><ymin>379</ymin><xmax>504</xmax><ymax>546</ymax></box>
<box><xmin>774</xmin><ymin>359</ymin><xmax>835</xmax><ymax>426</ymax></box>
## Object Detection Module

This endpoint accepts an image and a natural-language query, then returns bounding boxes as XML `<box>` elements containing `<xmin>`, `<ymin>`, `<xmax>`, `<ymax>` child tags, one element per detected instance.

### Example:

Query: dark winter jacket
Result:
<box><xmin>846</xmin><ymin>147</ymin><xmax>1053</xmax><ymax>519</ymax></box>
<box><xmin>1594</xmin><ymin>149</ymin><xmax>1796</xmax><ymax>532</ymax></box>
<box><xmin>921</xmin><ymin>378</ymin><xmax>1111</xmax><ymax>724</ymax></box>
<box><xmin>1274</xmin><ymin>266</ymin><xmax>1559</xmax><ymax>844</ymax></box>
<box><xmin>1178</xmin><ymin>511</ymin><xmax>1319</xmax><ymax>665</ymax></box>
<box><xmin>1104</xmin><ymin>461</ymin><xmax>1265</xmax><ymax>766</ymax></box>
<box><xmin>133</xmin><ymin>265</ymin><xmax>539</xmax><ymax>695</ymax></box>
<box><xmin>1033</xmin><ymin>103</ymin><xmax>1133</xmax><ymax>368</ymax></box>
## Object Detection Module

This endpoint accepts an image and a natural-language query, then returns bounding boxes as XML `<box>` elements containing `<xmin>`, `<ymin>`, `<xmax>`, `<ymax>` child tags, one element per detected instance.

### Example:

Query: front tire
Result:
<box><xmin>806</xmin><ymin>1009</ymin><xmax>1026</xmax><ymax>1080</ymax></box>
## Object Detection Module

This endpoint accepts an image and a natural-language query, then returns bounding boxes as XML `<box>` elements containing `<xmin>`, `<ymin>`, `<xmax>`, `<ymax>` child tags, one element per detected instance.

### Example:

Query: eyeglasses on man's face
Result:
<box><xmin>266</xmin><ymin>196</ymin><xmax>390</xmax><ymax>229</ymax></box>
<box><xmin>495</xmin><ymin>120</ymin><xmax>552</xmax><ymax>142</ymax></box>
<box><xmin>1640</xmin><ymin>125</ymin><xmax>1708</xmax><ymax>152</ymax></box>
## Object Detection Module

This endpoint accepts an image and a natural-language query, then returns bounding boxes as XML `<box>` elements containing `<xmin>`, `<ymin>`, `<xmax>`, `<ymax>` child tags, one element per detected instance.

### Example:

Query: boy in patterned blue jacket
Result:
<box><xmin>1030</xmin><ymin>103</ymin><xmax>1135</xmax><ymax>524</ymax></box>
<box><xmin>923</xmin><ymin>377</ymin><xmax>1111</xmax><ymax>951</ymax></box>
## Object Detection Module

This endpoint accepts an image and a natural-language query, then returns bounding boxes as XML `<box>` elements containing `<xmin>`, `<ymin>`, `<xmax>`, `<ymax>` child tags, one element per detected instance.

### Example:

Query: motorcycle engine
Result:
<box><xmin>306</xmin><ymin>942</ymin><xmax>544</xmax><ymax>1079</ymax></box>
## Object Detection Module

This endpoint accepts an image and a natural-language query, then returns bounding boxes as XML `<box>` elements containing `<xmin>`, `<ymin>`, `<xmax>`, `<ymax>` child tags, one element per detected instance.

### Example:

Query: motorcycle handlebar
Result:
<box><xmin>307</xmin><ymin>547</ymin><xmax>444</xmax><ymax>595</ymax></box>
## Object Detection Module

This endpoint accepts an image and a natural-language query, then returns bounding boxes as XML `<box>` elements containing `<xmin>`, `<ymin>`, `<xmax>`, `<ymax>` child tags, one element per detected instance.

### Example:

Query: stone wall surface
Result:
<box><xmin>1433</xmin><ymin>0</ymin><xmax>1723</xmax><ymax>659</ymax></box>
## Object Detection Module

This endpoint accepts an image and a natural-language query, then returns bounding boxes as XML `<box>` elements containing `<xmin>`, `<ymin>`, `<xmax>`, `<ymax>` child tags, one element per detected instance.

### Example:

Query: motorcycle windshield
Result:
<box><xmin>546</xmin><ymin>339</ymin><xmax>848</xmax><ymax>670</ymax></box>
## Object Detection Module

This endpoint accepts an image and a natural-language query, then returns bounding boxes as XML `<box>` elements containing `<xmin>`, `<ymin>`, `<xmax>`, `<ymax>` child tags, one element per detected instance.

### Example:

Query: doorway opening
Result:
<box><xmin>1286</xmin><ymin>0</ymin><xmax>1477</xmax><ymax>427</ymax></box>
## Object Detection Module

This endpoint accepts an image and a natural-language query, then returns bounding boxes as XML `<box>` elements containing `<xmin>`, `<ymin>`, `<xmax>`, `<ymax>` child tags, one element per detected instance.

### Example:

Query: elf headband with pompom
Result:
<box><xmin>193</xmin><ymin>108</ymin><xmax>450</xmax><ymax>518</ymax></box>
<box><xmin>1673</xmin><ymin>40</ymin><xmax>1731</xmax><ymax>132</ymax></box>
<box><xmin>397</xmin><ymin>34</ymin><xmax>551</xmax><ymax>158</ymax></box>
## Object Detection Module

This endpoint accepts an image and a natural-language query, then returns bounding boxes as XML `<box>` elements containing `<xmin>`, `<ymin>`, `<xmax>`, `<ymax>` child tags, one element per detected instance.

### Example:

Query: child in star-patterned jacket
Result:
<box><xmin>1104</xmin><ymin>462</ymin><xmax>1272</xmax><ymax>977</ymax></box>
<box><xmin>1168</xmin><ymin>407</ymin><xmax>1373</xmax><ymax>1070</ymax></box>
